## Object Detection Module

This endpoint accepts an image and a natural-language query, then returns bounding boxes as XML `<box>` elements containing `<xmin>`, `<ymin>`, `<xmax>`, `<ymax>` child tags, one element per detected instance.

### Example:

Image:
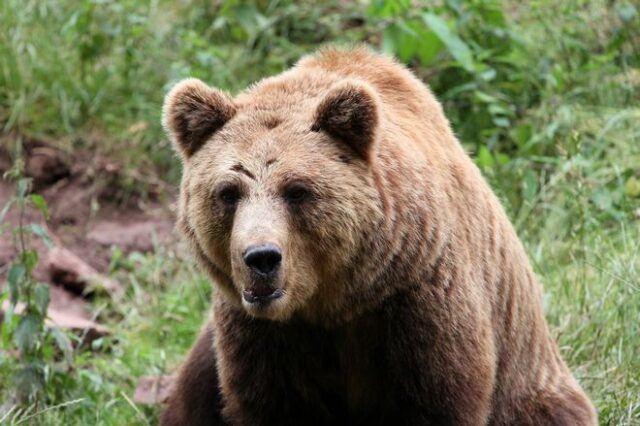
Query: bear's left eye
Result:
<box><xmin>283</xmin><ymin>184</ymin><xmax>312</xmax><ymax>206</ymax></box>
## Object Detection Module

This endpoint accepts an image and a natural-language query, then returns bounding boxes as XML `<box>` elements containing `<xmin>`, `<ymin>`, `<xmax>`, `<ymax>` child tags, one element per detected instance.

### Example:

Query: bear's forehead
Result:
<box><xmin>221</xmin><ymin>73</ymin><xmax>346</xmax><ymax>145</ymax></box>
<box><xmin>218</xmin><ymin>110</ymin><xmax>313</xmax><ymax>148</ymax></box>
<box><xmin>198</xmin><ymin>115</ymin><xmax>336</xmax><ymax>173</ymax></box>
<box><xmin>234</xmin><ymin>70</ymin><xmax>343</xmax><ymax>114</ymax></box>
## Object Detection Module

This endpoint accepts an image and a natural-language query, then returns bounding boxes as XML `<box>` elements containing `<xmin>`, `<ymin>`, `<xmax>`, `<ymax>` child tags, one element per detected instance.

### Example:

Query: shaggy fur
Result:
<box><xmin>160</xmin><ymin>47</ymin><xmax>596</xmax><ymax>425</ymax></box>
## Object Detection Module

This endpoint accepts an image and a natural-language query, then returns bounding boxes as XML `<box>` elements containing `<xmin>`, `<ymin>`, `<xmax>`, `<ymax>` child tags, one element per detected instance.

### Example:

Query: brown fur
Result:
<box><xmin>160</xmin><ymin>324</ymin><xmax>225</xmax><ymax>426</ymax></box>
<box><xmin>160</xmin><ymin>47</ymin><xmax>597</xmax><ymax>425</ymax></box>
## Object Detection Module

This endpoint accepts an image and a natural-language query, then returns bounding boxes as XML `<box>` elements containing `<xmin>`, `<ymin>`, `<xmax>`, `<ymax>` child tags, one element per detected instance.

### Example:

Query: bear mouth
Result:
<box><xmin>242</xmin><ymin>286</ymin><xmax>283</xmax><ymax>304</ymax></box>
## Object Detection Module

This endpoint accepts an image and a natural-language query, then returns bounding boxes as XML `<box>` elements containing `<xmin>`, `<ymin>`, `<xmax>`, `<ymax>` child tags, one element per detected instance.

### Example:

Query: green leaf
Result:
<box><xmin>17</xmin><ymin>178</ymin><xmax>30</xmax><ymax>198</ymax></box>
<box><xmin>514</xmin><ymin>124</ymin><xmax>533</xmax><ymax>147</ymax></box>
<box><xmin>34</xmin><ymin>283</ymin><xmax>50</xmax><ymax>316</ymax></box>
<box><xmin>14</xmin><ymin>314</ymin><xmax>41</xmax><ymax>354</ymax></box>
<box><xmin>475</xmin><ymin>91</ymin><xmax>498</xmax><ymax>103</ymax></box>
<box><xmin>51</xmin><ymin>327</ymin><xmax>74</xmax><ymax>365</ymax></box>
<box><xmin>479</xmin><ymin>67</ymin><xmax>497</xmax><ymax>81</ymax></box>
<box><xmin>476</xmin><ymin>145</ymin><xmax>494</xmax><ymax>169</ymax></box>
<box><xmin>368</xmin><ymin>0</ymin><xmax>411</xmax><ymax>18</ymax></box>
<box><xmin>421</xmin><ymin>13</ymin><xmax>475</xmax><ymax>72</ymax></box>
<box><xmin>496</xmin><ymin>153</ymin><xmax>511</xmax><ymax>166</ymax></box>
<box><xmin>492</xmin><ymin>116</ymin><xmax>510</xmax><ymax>128</ymax></box>
<box><xmin>415</xmin><ymin>28</ymin><xmax>443</xmax><ymax>66</ymax></box>
<box><xmin>473</xmin><ymin>1</ymin><xmax>507</xmax><ymax>27</ymax></box>
<box><xmin>8</xmin><ymin>263</ymin><xmax>25</xmax><ymax>304</ymax></box>
<box><xmin>91</xmin><ymin>337</ymin><xmax>104</xmax><ymax>351</ymax></box>
<box><xmin>592</xmin><ymin>188</ymin><xmax>612</xmax><ymax>211</ymax></box>
<box><xmin>235</xmin><ymin>5</ymin><xmax>261</xmax><ymax>40</ymax></box>
<box><xmin>382</xmin><ymin>22</ymin><xmax>418</xmax><ymax>62</ymax></box>
<box><xmin>30</xmin><ymin>194</ymin><xmax>49</xmax><ymax>219</ymax></box>
<box><xmin>2</xmin><ymin>297</ymin><xmax>16</xmax><ymax>339</ymax></box>
<box><xmin>28</xmin><ymin>223</ymin><xmax>53</xmax><ymax>249</ymax></box>
<box><xmin>624</xmin><ymin>176</ymin><xmax>640</xmax><ymax>198</ymax></box>
<box><xmin>0</xmin><ymin>199</ymin><xmax>14</xmax><ymax>223</ymax></box>
<box><xmin>23</xmin><ymin>249</ymin><xmax>39</xmax><ymax>275</ymax></box>
<box><xmin>382</xmin><ymin>24</ymin><xmax>399</xmax><ymax>57</ymax></box>
<box><xmin>8</xmin><ymin>263</ymin><xmax>26</xmax><ymax>286</ymax></box>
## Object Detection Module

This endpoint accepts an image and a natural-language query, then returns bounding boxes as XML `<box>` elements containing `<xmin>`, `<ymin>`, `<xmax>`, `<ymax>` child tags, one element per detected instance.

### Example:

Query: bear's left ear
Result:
<box><xmin>311</xmin><ymin>80</ymin><xmax>380</xmax><ymax>160</ymax></box>
<box><xmin>162</xmin><ymin>78</ymin><xmax>237</xmax><ymax>159</ymax></box>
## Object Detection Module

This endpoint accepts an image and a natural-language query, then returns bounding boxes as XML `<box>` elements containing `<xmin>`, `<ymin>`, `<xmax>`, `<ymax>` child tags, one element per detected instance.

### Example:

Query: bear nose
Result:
<box><xmin>243</xmin><ymin>244</ymin><xmax>282</xmax><ymax>276</ymax></box>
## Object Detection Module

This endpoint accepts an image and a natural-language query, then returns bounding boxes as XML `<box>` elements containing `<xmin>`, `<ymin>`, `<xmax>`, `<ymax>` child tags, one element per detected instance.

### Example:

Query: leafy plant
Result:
<box><xmin>1</xmin><ymin>141</ymin><xmax>74</xmax><ymax>406</ymax></box>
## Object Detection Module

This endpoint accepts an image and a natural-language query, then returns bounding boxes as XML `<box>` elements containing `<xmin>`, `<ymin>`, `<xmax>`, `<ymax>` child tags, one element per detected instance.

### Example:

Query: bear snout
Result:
<box><xmin>241</xmin><ymin>244</ymin><xmax>285</xmax><ymax>305</ymax></box>
<box><xmin>243</xmin><ymin>244</ymin><xmax>282</xmax><ymax>276</ymax></box>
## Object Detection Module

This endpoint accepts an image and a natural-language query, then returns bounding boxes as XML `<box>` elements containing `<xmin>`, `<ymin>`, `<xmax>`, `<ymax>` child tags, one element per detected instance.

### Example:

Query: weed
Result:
<box><xmin>1</xmin><ymin>140</ymin><xmax>74</xmax><ymax>409</ymax></box>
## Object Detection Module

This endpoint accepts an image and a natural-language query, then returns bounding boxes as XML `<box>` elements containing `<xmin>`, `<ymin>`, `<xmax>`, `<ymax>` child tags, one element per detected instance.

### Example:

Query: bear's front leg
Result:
<box><xmin>213</xmin><ymin>301</ymin><xmax>343</xmax><ymax>426</ymax></box>
<box><xmin>160</xmin><ymin>324</ymin><xmax>226</xmax><ymax>426</ymax></box>
<box><xmin>383</xmin><ymin>288</ymin><xmax>496</xmax><ymax>426</ymax></box>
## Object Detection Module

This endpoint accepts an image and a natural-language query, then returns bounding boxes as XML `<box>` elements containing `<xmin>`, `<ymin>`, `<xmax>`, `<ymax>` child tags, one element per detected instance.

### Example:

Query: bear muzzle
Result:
<box><xmin>243</xmin><ymin>244</ymin><xmax>282</xmax><ymax>276</ymax></box>
<box><xmin>242</xmin><ymin>244</ymin><xmax>284</xmax><ymax>305</ymax></box>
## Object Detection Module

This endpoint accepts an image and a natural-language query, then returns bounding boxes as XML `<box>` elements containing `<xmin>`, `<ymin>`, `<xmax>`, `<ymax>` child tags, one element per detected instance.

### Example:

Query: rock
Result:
<box><xmin>87</xmin><ymin>220</ymin><xmax>173</xmax><ymax>253</ymax></box>
<box><xmin>48</xmin><ymin>285</ymin><xmax>93</xmax><ymax>319</ymax></box>
<box><xmin>45</xmin><ymin>307</ymin><xmax>110</xmax><ymax>342</ymax></box>
<box><xmin>0</xmin><ymin>300</ymin><xmax>109</xmax><ymax>345</ymax></box>
<box><xmin>133</xmin><ymin>375</ymin><xmax>175</xmax><ymax>405</ymax></box>
<box><xmin>47</xmin><ymin>246</ymin><xmax>123</xmax><ymax>298</ymax></box>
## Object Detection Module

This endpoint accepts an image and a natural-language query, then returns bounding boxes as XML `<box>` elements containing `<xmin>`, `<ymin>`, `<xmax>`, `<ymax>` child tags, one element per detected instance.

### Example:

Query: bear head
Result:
<box><xmin>163</xmin><ymin>76</ymin><xmax>386</xmax><ymax>322</ymax></box>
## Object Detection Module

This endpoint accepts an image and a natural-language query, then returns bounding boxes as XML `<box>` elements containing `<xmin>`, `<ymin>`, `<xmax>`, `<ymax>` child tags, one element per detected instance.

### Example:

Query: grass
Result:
<box><xmin>1</xmin><ymin>0</ymin><xmax>639</xmax><ymax>425</ymax></box>
<box><xmin>2</xmin><ymin>246</ymin><xmax>212</xmax><ymax>425</ymax></box>
<box><xmin>525</xmin><ymin>107</ymin><xmax>640</xmax><ymax>423</ymax></box>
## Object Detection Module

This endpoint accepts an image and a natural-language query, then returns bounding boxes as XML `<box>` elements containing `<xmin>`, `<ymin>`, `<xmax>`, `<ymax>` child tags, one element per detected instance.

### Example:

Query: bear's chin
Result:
<box><xmin>241</xmin><ymin>291</ymin><xmax>293</xmax><ymax>321</ymax></box>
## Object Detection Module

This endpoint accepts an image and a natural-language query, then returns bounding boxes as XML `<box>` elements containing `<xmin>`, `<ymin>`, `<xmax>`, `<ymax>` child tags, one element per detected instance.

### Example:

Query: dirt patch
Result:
<box><xmin>88</xmin><ymin>217</ymin><xmax>174</xmax><ymax>253</ymax></box>
<box><xmin>0</xmin><ymin>139</ymin><xmax>177</xmax><ymax>339</ymax></box>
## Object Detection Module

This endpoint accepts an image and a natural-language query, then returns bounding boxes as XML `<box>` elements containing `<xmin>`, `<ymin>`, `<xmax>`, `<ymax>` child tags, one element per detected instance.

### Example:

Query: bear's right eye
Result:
<box><xmin>217</xmin><ymin>185</ymin><xmax>241</xmax><ymax>207</ymax></box>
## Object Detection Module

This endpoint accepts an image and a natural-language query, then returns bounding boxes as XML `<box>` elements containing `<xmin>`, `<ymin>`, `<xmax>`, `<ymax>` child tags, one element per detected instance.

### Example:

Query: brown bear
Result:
<box><xmin>160</xmin><ymin>47</ymin><xmax>596</xmax><ymax>425</ymax></box>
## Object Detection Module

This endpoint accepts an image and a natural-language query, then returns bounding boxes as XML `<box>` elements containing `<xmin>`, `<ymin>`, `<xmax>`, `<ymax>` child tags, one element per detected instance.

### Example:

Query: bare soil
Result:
<box><xmin>0</xmin><ymin>139</ymin><xmax>177</xmax><ymax>338</ymax></box>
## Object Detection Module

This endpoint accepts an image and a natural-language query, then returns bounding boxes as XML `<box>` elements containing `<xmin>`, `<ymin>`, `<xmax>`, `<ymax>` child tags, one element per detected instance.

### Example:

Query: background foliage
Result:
<box><xmin>0</xmin><ymin>0</ymin><xmax>639</xmax><ymax>424</ymax></box>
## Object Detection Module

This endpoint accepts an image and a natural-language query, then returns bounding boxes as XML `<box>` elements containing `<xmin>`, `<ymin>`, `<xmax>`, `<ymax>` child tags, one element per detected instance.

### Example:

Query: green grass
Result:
<box><xmin>1</xmin><ymin>246</ymin><xmax>212</xmax><ymax>425</ymax></box>
<box><xmin>1</xmin><ymin>0</ymin><xmax>639</xmax><ymax>425</ymax></box>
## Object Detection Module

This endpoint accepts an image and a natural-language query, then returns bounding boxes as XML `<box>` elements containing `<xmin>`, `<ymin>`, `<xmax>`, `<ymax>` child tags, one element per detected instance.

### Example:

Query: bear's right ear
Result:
<box><xmin>162</xmin><ymin>78</ymin><xmax>236</xmax><ymax>159</ymax></box>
